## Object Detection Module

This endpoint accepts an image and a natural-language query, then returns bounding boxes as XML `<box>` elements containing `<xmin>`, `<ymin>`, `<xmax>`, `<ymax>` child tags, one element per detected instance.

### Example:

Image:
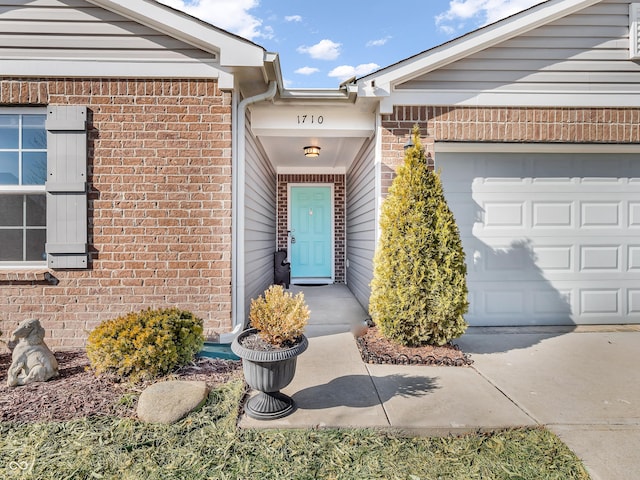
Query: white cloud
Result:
<box><xmin>436</xmin><ymin>0</ymin><xmax>543</xmax><ymax>34</ymax></box>
<box><xmin>366</xmin><ymin>36</ymin><xmax>391</xmax><ymax>47</ymax></box>
<box><xmin>285</xmin><ymin>15</ymin><xmax>302</xmax><ymax>22</ymax></box>
<box><xmin>157</xmin><ymin>0</ymin><xmax>272</xmax><ymax>40</ymax></box>
<box><xmin>328</xmin><ymin>63</ymin><xmax>380</xmax><ymax>81</ymax></box>
<box><xmin>297</xmin><ymin>39</ymin><xmax>341</xmax><ymax>61</ymax></box>
<box><xmin>438</xmin><ymin>24</ymin><xmax>458</xmax><ymax>36</ymax></box>
<box><xmin>295</xmin><ymin>66</ymin><xmax>320</xmax><ymax>75</ymax></box>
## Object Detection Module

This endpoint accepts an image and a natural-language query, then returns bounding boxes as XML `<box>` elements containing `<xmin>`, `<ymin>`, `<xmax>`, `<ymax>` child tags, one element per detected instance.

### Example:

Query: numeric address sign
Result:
<box><xmin>297</xmin><ymin>114</ymin><xmax>324</xmax><ymax>125</ymax></box>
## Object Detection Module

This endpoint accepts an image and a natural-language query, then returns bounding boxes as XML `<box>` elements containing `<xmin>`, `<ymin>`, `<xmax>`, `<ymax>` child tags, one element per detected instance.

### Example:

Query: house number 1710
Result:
<box><xmin>297</xmin><ymin>115</ymin><xmax>324</xmax><ymax>124</ymax></box>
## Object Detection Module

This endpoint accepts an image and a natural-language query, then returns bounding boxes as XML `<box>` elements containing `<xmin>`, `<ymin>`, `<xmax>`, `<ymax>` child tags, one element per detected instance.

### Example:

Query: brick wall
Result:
<box><xmin>277</xmin><ymin>174</ymin><xmax>345</xmax><ymax>283</ymax></box>
<box><xmin>0</xmin><ymin>78</ymin><xmax>233</xmax><ymax>348</ymax></box>
<box><xmin>381</xmin><ymin>106</ymin><xmax>640</xmax><ymax>188</ymax></box>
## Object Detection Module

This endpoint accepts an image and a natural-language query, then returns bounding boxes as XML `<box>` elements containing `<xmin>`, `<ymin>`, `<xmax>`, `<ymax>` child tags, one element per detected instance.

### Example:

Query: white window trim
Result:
<box><xmin>0</xmin><ymin>107</ymin><xmax>48</xmax><ymax>268</ymax></box>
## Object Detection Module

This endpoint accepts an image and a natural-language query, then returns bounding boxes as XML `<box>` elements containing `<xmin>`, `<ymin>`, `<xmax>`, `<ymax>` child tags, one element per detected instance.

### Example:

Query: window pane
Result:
<box><xmin>22</xmin><ymin>115</ymin><xmax>47</xmax><ymax>149</ymax></box>
<box><xmin>0</xmin><ymin>151</ymin><xmax>19</xmax><ymax>185</ymax></box>
<box><xmin>22</xmin><ymin>152</ymin><xmax>47</xmax><ymax>185</ymax></box>
<box><xmin>0</xmin><ymin>115</ymin><xmax>19</xmax><ymax>149</ymax></box>
<box><xmin>0</xmin><ymin>229</ymin><xmax>22</xmax><ymax>261</ymax></box>
<box><xmin>26</xmin><ymin>229</ymin><xmax>46</xmax><ymax>261</ymax></box>
<box><xmin>26</xmin><ymin>195</ymin><xmax>46</xmax><ymax>226</ymax></box>
<box><xmin>0</xmin><ymin>195</ymin><xmax>23</xmax><ymax>226</ymax></box>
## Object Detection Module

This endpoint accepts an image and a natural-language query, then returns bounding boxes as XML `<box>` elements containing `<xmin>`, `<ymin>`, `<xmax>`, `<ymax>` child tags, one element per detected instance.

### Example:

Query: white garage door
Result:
<box><xmin>438</xmin><ymin>152</ymin><xmax>640</xmax><ymax>326</ymax></box>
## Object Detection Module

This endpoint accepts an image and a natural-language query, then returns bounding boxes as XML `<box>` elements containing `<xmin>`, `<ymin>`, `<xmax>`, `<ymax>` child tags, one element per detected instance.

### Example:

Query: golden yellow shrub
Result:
<box><xmin>249</xmin><ymin>285</ymin><xmax>309</xmax><ymax>347</ymax></box>
<box><xmin>86</xmin><ymin>308</ymin><xmax>204</xmax><ymax>382</ymax></box>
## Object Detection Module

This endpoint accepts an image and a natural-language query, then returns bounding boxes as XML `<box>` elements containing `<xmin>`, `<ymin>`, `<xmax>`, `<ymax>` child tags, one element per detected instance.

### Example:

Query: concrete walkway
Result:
<box><xmin>238</xmin><ymin>285</ymin><xmax>640</xmax><ymax>480</ymax></box>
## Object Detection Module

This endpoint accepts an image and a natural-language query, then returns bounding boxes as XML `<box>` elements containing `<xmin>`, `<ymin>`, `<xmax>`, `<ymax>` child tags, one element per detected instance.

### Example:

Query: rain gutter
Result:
<box><xmin>224</xmin><ymin>80</ymin><xmax>278</xmax><ymax>342</ymax></box>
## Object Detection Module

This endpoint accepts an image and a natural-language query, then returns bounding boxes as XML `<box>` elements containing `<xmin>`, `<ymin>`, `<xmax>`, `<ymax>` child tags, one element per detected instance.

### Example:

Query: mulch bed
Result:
<box><xmin>356</xmin><ymin>326</ymin><xmax>473</xmax><ymax>366</ymax></box>
<box><xmin>0</xmin><ymin>351</ymin><xmax>242</xmax><ymax>423</ymax></box>
<box><xmin>0</xmin><ymin>329</ymin><xmax>471</xmax><ymax>423</ymax></box>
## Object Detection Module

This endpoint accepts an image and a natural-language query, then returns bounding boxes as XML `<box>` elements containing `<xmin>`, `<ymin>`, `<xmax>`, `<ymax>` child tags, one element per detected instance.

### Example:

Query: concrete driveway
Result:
<box><xmin>457</xmin><ymin>328</ymin><xmax>640</xmax><ymax>480</ymax></box>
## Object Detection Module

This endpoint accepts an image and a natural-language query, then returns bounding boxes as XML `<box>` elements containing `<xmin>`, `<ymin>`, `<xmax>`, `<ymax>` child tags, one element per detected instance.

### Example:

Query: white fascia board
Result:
<box><xmin>380</xmin><ymin>89</ymin><xmax>640</xmax><ymax>113</ymax></box>
<box><xmin>87</xmin><ymin>0</ymin><xmax>265</xmax><ymax>67</ymax></box>
<box><xmin>0</xmin><ymin>58</ymin><xmax>229</xmax><ymax>80</ymax></box>
<box><xmin>359</xmin><ymin>0</ymin><xmax>602</xmax><ymax>95</ymax></box>
<box><xmin>435</xmin><ymin>142</ymin><xmax>640</xmax><ymax>154</ymax></box>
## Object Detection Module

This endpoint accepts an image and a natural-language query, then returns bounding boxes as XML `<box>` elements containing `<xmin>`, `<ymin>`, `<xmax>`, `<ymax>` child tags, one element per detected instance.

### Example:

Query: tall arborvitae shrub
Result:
<box><xmin>369</xmin><ymin>126</ymin><xmax>468</xmax><ymax>346</ymax></box>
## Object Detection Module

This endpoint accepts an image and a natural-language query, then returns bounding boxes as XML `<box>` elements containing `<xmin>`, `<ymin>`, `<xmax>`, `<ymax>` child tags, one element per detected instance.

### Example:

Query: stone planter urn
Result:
<box><xmin>231</xmin><ymin>328</ymin><xmax>308</xmax><ymax>420</ymax></box>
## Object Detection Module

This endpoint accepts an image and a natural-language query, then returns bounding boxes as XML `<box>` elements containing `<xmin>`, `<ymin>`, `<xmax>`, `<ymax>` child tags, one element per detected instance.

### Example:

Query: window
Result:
<box><xmin>0</xmin><ymin>110</ymin><xmax>47</xmax><ymax>265</ymax></box>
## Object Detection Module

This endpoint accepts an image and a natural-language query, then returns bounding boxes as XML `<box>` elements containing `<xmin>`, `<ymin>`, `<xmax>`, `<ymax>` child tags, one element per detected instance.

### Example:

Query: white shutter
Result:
<box><xmin>45</xmin><ymin>105</ymin><xmax>89</xmax><ymax>269</ymax></box>
<box><xmin>631</xmin><ymin>4</ymin><xmax>640</xmax><ymax>60</ymax></box>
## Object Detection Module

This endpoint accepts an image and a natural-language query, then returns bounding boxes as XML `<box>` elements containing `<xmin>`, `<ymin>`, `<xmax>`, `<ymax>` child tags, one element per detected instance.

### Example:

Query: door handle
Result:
<box><xmin>291</xmin><ymin>236</ymin><xmax>296</xmax><ymax>244</ymax></box>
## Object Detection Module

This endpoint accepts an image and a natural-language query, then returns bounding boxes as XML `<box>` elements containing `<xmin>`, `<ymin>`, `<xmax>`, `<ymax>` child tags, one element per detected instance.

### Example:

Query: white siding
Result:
<box><xmin>0</xmin><ymin>0</ymin><xmax>215</xmax><ymax>63</ymax></box>
<box><xmin>244</xmin><ymin>118</ymin><xmax>277</xmax><ymax>318</ymax></box>
<box><xmin>346</xmin><ymin>136</ymin><xmax>376</xmax><ymax>311</ymax></box>
<box><xmin>399</xmin><ymin>0</ymin><xmax>639</xmax><ymax>93</ymax></box>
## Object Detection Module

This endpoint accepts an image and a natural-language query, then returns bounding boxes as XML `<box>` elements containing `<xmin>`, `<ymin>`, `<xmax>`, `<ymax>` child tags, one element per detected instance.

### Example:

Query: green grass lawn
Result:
<box><xmin>0</xmin><ymin>380</ymin><xmax>589</xmax><ymax>480</ymax></box>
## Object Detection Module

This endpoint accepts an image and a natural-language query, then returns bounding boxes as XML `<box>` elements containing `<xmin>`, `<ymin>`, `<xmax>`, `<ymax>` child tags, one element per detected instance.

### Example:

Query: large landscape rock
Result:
<box><xmin>137</xmin><ymin>380</ymin><xmax>210</xmax><ymax>424</ymax></box>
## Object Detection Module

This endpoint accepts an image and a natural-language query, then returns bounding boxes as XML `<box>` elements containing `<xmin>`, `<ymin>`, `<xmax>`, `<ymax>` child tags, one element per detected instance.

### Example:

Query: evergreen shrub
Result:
<box><xmin>86</xmin><ymin>307</ymin><xmax>204</xmax><ymax>382</ymax></box>
<box><xmin>369</xmin><ymin>125</ymin><xmax>468</xmax><ymax>346</ymax></box>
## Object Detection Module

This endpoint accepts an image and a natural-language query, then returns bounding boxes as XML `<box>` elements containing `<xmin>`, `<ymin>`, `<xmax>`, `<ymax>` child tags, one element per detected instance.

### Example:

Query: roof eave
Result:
<box><xmin>357</xmin><ymin>0</ymin><xmax>603</xmax><ymax>96</ymax></box>
<box><xmin>86</xmin><ymin>0</ymin><xmax>265</xmax><ymax>67</ymax></box>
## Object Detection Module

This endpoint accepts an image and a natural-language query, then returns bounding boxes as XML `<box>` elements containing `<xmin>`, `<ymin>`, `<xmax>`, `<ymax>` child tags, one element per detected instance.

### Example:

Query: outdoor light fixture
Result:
<box><xmin>404</xmin><ymin>137</ymin><xmax>414</xmax><ymax>150</ymax></box>
<box><xmin>303</xmin><ymin>146</ymin><xmax>321</xmax><ymax>158</ymax></box>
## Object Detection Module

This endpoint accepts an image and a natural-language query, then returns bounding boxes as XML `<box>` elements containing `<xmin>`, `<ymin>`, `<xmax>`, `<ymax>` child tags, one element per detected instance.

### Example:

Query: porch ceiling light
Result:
<box><xmin>303</xmin><ymin>146</ymin><xmax>321</xmax><ymax>158</ymax></box>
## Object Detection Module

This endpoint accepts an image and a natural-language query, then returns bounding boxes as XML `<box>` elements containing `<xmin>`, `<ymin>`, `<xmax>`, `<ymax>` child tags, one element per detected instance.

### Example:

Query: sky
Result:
<box><xmin>157</xmin><ymin>0</ymin><xmax>545</xmax><ymax>89</ymax></box>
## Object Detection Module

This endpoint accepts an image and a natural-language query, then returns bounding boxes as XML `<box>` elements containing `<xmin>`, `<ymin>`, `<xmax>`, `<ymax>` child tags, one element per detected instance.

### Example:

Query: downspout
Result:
<box><xmin>223</xmin><ymin>80</ymin><xmax>278</xmax><ymax>343</ymax></box>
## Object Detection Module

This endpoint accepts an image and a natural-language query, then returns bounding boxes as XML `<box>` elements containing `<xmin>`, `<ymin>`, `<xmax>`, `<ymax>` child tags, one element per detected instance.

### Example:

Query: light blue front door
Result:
<box><xmin>290</xmin><ymin>186</ymin><xmax>332</xmax><ymax>279</ymax></box>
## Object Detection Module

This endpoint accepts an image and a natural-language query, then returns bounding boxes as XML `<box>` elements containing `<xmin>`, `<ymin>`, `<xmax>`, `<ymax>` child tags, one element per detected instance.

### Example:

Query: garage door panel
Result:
<box><xmin>467</xmin><ymin>282</ymin><xmax>574</xmax><ymax>325</ymax></box>
<box><xmin>483</xmin><ymin>244</ymin><xmax>530</xmax><ymax>272</ymax></box>
<box><xmin>628</xmin><ymin>202</ymin><xmax>640</xmax><ymax>227</ymax></box>
<box><xmin>467</xmin><ymin>241</ymin><xmax>551</xmax><ymax>277</ymax></box>
<box><xmin>463</xmin><ymin>239</ymin><xmax>538</xmax><ymax>279</ymax></box>
<box><xmin>581</xmin><ymin>202</ymin><xmax>621</xmax><ymax>227</ymax></box>
<box><xmin>533</xmin><ymin>202</ymin><xmax>574</xmax><ymax>227</ymax></box>
<box><xmin>627</xmin><ymin>290</ymin><xmax>640</xmax><ymax>315</ymax></box>
<box><xmin>580</xmin><ymin>289</ymin><xmax>621</xmax><ymax>316</ymax></box>
<box><xmin>532</xmin><ymin>290</ymin><xmax>573</xmax><ymax>315</ymax></box>
<box><xmin>439</xmin><ymin>151</ymin><xmax>640</xmax><ymax>326</ymax></box>
<box><xmin>580</xmin><ymin>246</ymin><xmax>621</xmax><ymax>271</ymax></box>
<box><xmin>465</xmin><ymin>283</ymin><xmax>636</xmax><ymax>325</ymax></box>
<box><xmin>628</xmin><ymin>247</ymin><xmax>640</xmax><ymax>270</ymax></box>
<box><xmin>484</xmin><ymin>202</ymin><xmax>524</xmax><ymax>227</ymax></box>
<box><xmin>533</xmin><ymin>245</ymin><xmax>573</xmax><ymax>270</ymax></box>
<box><xmin>484</xmin><ymin>290</ymin><xmax>525</xmax><ymax>314</ymax></box>
<box><xmin>465</xmin><ymin>237</ymin><xmax>640</xmax><ymax>274</ymax></box>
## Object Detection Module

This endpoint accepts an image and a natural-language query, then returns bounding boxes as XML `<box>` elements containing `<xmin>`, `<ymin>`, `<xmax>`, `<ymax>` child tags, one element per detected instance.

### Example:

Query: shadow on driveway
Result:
<box><xmin>458</xmin><ymin>328</ymin><xmax>578</xmax><ymax>354</ymax></box>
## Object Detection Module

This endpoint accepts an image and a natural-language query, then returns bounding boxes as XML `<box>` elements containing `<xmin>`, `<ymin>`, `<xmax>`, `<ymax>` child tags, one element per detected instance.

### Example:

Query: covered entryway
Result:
<box><xmin>247</xmin><ymin>101</ymin><xmax>375</xmax><ymax>290</ymax></box>
<box><xmin>437</xmin><ymin>148</ymin><xmax>640</xmax><ymax>326</ymax></box>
